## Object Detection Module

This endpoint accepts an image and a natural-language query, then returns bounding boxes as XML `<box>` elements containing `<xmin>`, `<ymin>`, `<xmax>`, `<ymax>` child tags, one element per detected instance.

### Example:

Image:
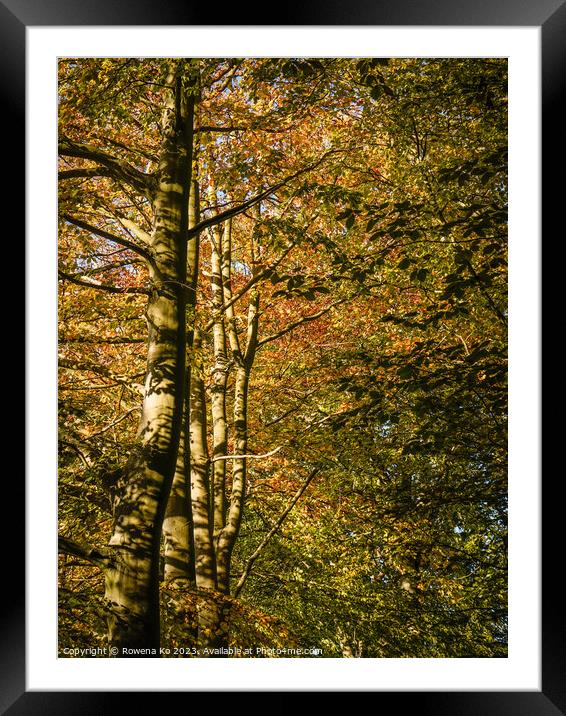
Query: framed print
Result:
<box><xmin>11</xmin><ymin>0</ymin><xmax>556</xmax><ymax>711</ymax></box>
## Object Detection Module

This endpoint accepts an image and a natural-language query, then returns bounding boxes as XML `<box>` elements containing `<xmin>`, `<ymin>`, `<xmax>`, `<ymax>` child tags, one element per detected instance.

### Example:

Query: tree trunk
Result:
<box><xmin>210</xmin><ymin>223</ymin><xmax>229</xmax><ymax>541</ymax></box>
<box><xmin>189</xmin><ymin>330</ymin><xmax>226</xmax><ymax>651</ymax></box>
<box><xmin>216</xmin><ymin>278</ymin><xmax>259</xmax><ymax>594</ymax></box>
<box><xmin>162</xmin><ymin>417</ymin><xmax>195</xmax><ymax>584</ymax></box>
<box><xmin>104</xmin><ymin>61</ymin><xmax>194</xmax><ymax>655</ymax></box>
<box><xmin>163</xmin><ymin>178</ymin><xmax>200</xmax><ymax>584</ymax></box>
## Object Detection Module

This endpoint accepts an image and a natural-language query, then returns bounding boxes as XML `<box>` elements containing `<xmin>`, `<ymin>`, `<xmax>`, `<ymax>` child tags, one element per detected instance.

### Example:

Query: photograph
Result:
<box><xmin>57</xmin><ymin>56</ymin><xmax>508</xmax><ymax>660</ymax></box>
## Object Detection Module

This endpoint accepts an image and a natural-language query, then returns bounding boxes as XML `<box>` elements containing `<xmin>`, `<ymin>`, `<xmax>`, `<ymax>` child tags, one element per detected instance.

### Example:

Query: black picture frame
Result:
<box><xmin>11</xmin><ymin>1</ymin><xmax>555</xmax><ymax>712</ymax></box>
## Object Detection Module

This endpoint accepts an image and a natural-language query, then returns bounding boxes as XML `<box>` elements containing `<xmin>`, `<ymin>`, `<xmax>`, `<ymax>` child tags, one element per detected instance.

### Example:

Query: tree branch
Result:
<box><xmin>86</xmin><ymin>408</ymin><xmax>140</xmax><ymax>438</ymax></box>
<box><xmin>464</xmin><ymin>258</ymin><xmax>507</xmax><ymax>325</ymax></box>
<box><xmin>59</xmin><ymin>334</ymin><xmax>146</xmax><ymax>344</ymax></box>
<box><xmin>58</xmin><ymin>269</ymin><xmax>150</xmax><ymax>295</ymax></box>
<box><xmin>258</xmin><ymin>297</ymin><xmax>347</xmax><ymax>348</ymax></box>
<box><xmin>233</xmin><ymin>468</ymin><xmax>320</xmax><ymax>597</ymax></box>
<box><xmin>211</xmin><ymin>445</ymin><xmax>283</xmax><ymax>463</ymax></box>
<box><xmin>62</xmin><ymin>259</ymin><xmax>144</xmax><ymax>277</ymax></box>
<box><xmin>195</xmin><ymin>125</ymin><xmax>246</xmax><ymax>133</ymax></box>
<box><xmin>203</xmin><ymin>242</ymin><xmax>296</xmax><ymax>333</ymax></box>
<box><xmin>117</xmin><ymin>218</ymin><xmax>152</xmax><ymax>245</ymax></box>
<box><xmin>196</xmin><ymin>124</ymin><xmax>295</xmax><ymax>135</ymax></box>
<box><xmin>59</xmin><ymin>482</ymin><xmax>110</xmax><ymax>511</ymax></box>
<box><xmin>59</xmin><ymin>137</ymin><xmax>155</xmax><ymax>198</ymax></box>
<box><xmin>95</xmin><ymin>134</ymin><xmax>158</xmax><ymax>163</ymax></box>
<box><xmin>59</xmin><ymin>167</ymin><xmax>113</xmax><ymax>181</ymax></box>
<box><xmin>61</xmin><ymin>213</ymin><xmax>154</xmax><ymax>264</ymax></box>
<box><xmin>58</xmin><ymin>536</ymin><xmax>114</xmax><ymax>569</ymax></box>
<box><xmin>59</xmin><ymin>358</ymin><xmax>144</xmax><ymax>394</ymax></box>
<box><xmin>188</xmin><ymin>151</ymin><xmax>340</xmax><ymax>238</ymax></box>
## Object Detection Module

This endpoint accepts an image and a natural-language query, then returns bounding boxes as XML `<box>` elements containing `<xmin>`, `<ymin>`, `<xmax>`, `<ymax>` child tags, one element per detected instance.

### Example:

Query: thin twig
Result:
<box><xmin>233</xmin><ymin>468</ymin><xmax>320</xmax><ymax>597</ymax></box>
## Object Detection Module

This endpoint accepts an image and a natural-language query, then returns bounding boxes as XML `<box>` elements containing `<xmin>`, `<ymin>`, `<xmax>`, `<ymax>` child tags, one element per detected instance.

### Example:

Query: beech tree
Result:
<box><xmin>58</xmin><ymin>57</ymin><xmax>507</xmax><ymax>657</ymax></box>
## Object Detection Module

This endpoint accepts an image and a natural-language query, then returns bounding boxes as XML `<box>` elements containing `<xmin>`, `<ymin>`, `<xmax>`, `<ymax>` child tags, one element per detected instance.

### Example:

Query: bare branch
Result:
<box><xmin>59</xmin><ymin>137</ymin><xmax>155</xmax><ymax>198</ymax></box>
<box><xmin>233</xmin><ymin>469</ymin><xmax>320</xmax><ymax>597</ymax></box>
<box><xmin>65</xmin><ymin>259</ymin><xmax>144</xmax><ymax>277</ymax></box>
<box><xmin>95</xmin><ymin>134</ymin><xmax>158</xmax><ymax>163</ymax></box>
<box><xmin>59</xmin><ymin>358</ymin><xmax>144</xmax><ymax>394</ymax></box>
<box><xmin>60</xmin><ymin>335</ymin><xmax>146</xmax><ymax>344</ymax></box>
<box><xmin>196</xmin><ymin>124</ymin><xmax>295</xmax><ymax>135</ymax></box>
<box><xmin>59</xmin><ymin>167</ymin><xmax>113</xmax><ymax>181</ymax></box>
<box><xmin>188</xmin><ymin>150</ymin><xmax>340</xmax><ymax>238</ymax></box>
<box><xmin>118</xmin><ymin>218</ymin><xmax>152</xmax><ymax>245</ymax></box>
<box><xmin>195</xmin><ymin>125</ymin><xmax>246</xmax><ymax>133</ymax></box>
<box><xmin>258</xmin><ymin>298</ymin><xmax>347</xmax><ymax>348</ymax></box>
<box><xmin>211</xmin><ymin>445</ymin><xmax>283</xmax><ymax>463</ymax></box>
<box><xmin>203</xmin><ymin>242</ymin><xmax>295</xmax><ymax>332</ymax></box>
<box><xmin>86</xmin><ymin>409</ymin><xmax>139</xmax><ymax>438</ymax></box>
<box><xmin>61</xmin><ymin>213</ymin><xmax>154</xmax><ymax>264</ymax></box>
<box><xmin>58</xmin><ymin>269</ymin><xmax>150</xmax><ymax>295</ymax></box>
<box><xmin>58</xmin><ymin>535</ymin><xmax>114</xmax><ymax>569</ymax></box>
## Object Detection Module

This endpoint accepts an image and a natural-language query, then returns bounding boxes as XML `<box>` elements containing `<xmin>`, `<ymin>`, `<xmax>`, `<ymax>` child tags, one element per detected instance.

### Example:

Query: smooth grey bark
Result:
<box><xmin>162</xmin><ymin>418</ymin><xmax>195</xmax><ymax>584</ymax></box>
<box><xmin>210</xmin><ymin>222</ymin><xmax>229</xmax><ymax>541</ymax></box>
<box><xmin>104</xmin><ymin>61</ymin><xmax>194</xmax><ymax>654</ymax></box>
<box><xmin>163</xmin><ymin>179</ymin><xmax>200</xmax><ymax>584</ymax></box>
<box><xmin>188</xmin><ymin>330</ymin><xmax>216</xmax><ymax>592</ymax></box>
<box><xmin>189</xmin><ymin>329</ymin><xmax>226</xmax><ymax>651</ymax></box>
<box><xmin>215</xmin><ymin>213</ymin><xmax>260</xmax><ymax>595</ymax></box>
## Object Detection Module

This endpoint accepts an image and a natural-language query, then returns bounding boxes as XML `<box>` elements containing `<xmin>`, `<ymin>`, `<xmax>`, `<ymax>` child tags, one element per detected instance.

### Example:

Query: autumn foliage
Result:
<box><xmin>58</xmin><ymin>57</ymin><xmax>507</xmax><ymax>657</ymax></box>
